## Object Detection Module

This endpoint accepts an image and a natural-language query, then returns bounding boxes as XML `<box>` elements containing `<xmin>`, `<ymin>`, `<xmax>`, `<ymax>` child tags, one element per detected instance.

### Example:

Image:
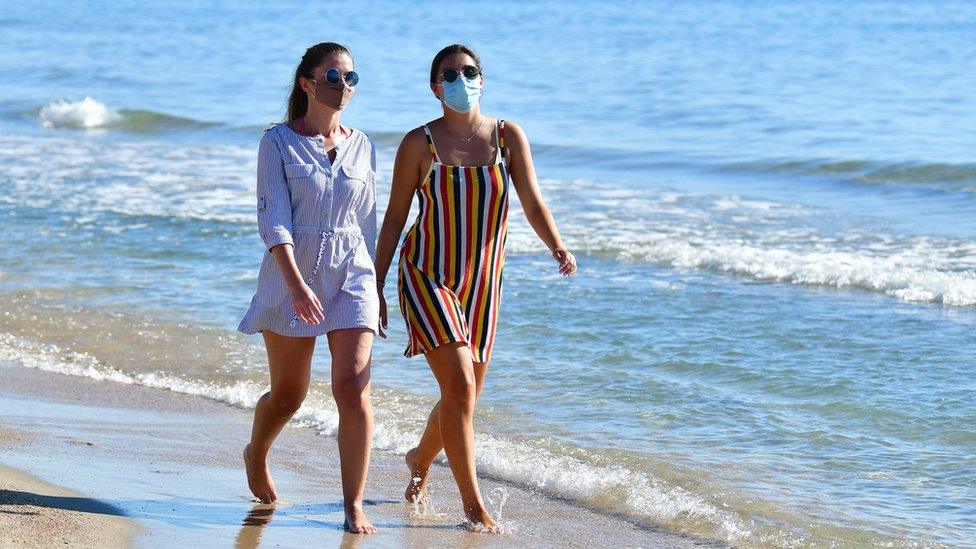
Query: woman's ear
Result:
<box><xmin>430</xmin><ymin>82</ymin><xmax>442</xmax><ymax>99</ymax></box>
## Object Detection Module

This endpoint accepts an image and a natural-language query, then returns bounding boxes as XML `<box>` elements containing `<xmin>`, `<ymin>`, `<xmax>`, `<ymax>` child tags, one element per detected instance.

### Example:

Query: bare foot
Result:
<box><xmin>461</xmin><ymin>509</ymin><xmax>505</xmax><ymax>533</ymax></box>
<box><xmin>243</xmin><ymin>444</ymin><xmax>277</xmax><ymax>503</ymax></box>
<box><xmin>404</xmin><ymin>448</ymin><xmax>430</xmax><ymax>505</ymax></box>
<box><xmin>343</xmin><ymin>505</ymin><xmax>377</xmax><ymax>534</ymax></box>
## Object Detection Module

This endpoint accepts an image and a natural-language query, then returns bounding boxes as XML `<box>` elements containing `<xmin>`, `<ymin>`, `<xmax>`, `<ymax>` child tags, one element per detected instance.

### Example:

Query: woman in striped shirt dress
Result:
<box><xmin>375</xmin><ymin>44</ymin><xmax>578</xmax><ymax>532</ymax></box>
<box><xmin>238</xmin><ymin>43</ymin><xmax>379</xmax><ymax>534</ymax></box>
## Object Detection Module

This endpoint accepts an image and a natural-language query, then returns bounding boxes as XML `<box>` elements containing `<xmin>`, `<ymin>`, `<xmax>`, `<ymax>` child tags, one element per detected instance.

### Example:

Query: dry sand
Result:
<box><xmin>0</xmin><ymin>361</ymin><xmax>718</xmax><ymax>548</ymax></box>
<box><xmin>0</xmin><ymin>461</ymin><xmax>138</xmax><ymax>548</ymax></box>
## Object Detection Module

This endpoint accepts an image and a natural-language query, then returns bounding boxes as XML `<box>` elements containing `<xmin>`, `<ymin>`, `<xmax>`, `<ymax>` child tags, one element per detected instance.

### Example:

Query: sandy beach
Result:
<box><xmin>0</xmin><ymin>462</ymin><xmax>138</xmax><ymax>547</ymax></box>
<box><xmin>0</xmin><ymin>361</ymin><xmax>714</xmax><ymax>548</ymax></box>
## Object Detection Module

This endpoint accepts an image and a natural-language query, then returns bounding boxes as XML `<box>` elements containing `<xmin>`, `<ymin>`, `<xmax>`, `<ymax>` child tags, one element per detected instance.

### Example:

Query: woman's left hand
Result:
<box><xmin>377</xmin><ymin>284</ymin><xmax>388</xmax><ymax>339</ymax></box>
<box><xmin>553</xmin><ymin>248</ymin><xmax>578</xmax><ymax>276</ymax></box>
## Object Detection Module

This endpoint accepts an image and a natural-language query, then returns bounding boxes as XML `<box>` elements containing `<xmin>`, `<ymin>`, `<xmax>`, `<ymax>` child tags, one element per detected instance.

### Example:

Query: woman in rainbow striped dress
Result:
<box><xmin>375</xmin><ymin>44</ymin><xmax>577</xmax><ymax>532</ymax></box>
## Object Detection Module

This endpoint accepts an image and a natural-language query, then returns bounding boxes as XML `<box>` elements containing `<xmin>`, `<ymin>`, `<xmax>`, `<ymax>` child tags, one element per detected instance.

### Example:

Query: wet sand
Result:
<box><xmin>0</xmin><ymin>360</ymin><xmax>717</xmax><ymax>548</ymax></box>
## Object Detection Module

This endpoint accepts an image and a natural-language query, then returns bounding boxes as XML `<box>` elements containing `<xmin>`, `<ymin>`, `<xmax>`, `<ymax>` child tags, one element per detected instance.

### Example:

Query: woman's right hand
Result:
<box><xmin>290</xmin><ymin>283</ymin><xmax>325</xmax><ymax>325</ymax></box>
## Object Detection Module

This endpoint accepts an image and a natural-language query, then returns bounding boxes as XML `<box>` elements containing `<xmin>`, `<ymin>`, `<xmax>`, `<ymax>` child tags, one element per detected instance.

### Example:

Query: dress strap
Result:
<box><xmin>496</xmin><ymin>119</ymin><xmax>507</xmax><ymax>164</ymax></box>
<box><xmin>420</xmin><ymin>125</ymin><xmax>441</xmax><ymax>163</ymax></box>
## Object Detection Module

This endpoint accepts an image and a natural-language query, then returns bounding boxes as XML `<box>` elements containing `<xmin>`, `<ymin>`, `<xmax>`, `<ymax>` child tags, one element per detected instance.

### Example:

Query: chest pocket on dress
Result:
<box><xmin>337</xmin><ymin>165</ymin><xmax>370</xmax><ymax>207</ymax></box>
<box><xmin>284</xmin><ymin>162</ymin><xmax>320</xmax><ymax>188</ymax></box>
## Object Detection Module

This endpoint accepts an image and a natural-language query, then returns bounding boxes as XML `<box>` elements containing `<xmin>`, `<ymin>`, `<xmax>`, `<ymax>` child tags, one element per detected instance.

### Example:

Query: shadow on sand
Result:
<box><xmin>1</xmin><ymin>488</ymin><xmax>127</xmax><ymax>518</ymax></box>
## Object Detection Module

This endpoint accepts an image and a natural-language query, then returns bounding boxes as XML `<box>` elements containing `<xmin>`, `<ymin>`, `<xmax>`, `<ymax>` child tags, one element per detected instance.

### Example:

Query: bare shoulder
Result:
<box><xmin>500</xmin><ymin>118</ymin><xmax>523</xmax><ymax>132</ymax></box>
<box><xmin>395</xmin><ymin>127</ymin><xmax>432</xmax><ymax>181</ymax></box>
<box><xmin>501</xmin><ymin>119</ymin><xmax>528</xmax><ymax>145</ymax></box>
<box><xmin>499</xmin><ymin>119</ymin><xmax>530</xmax><ymax>158</ymax></box>
<box><xmin>398</xmin><ymin>126</ymin><xmax>429</xmax><ymax>156</ymax></box>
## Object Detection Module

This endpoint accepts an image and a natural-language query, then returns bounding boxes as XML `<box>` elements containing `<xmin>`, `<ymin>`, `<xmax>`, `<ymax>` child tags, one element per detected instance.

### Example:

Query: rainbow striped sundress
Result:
<box><xmin>397</xmin><ymin>120</ymin><xmax>510</xmax><ymax>363</ymax></box>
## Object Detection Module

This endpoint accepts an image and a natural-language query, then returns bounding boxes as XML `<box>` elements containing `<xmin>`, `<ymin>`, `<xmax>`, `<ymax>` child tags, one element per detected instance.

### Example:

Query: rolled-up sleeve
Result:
<box><xmin>256</xmin><ymin>133</ymin><xmax>293</xmax><ymax>250</ymax></box>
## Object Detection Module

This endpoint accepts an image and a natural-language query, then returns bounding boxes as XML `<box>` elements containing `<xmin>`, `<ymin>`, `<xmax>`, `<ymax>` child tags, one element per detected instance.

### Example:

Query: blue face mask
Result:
<box><xmin>439</xmin><ymin>75</ymin><xmax>482</xmax><ymax>113</ymax></box>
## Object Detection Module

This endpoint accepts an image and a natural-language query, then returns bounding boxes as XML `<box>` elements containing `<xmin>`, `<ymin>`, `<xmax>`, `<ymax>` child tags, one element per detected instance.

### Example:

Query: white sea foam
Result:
<box><xmin>505</xmin><ymin>182</ymin><xmax>976</xmax><ymax>307</ymax></box>
<box><xmin>0</xmin><ymin>332</ymin><xmax>765</xmax><ymax>544</ymax></box>
<box><xmin>3</xmin><ymin>132</ymin><xmax>975</xmax><ymax>308</ymax></box>
<box><xmin>582</xmin><ymin>234</ymin><xmax>976</xmax><ymax>306</ymax></box>
<box><xmin>0</xmin><ymin>133</ymin><xmax>255</xmax><ymax>224</ymax></box>
<box><xmin>39</xmin><ymin>97</ymin><xmax>121</xmax><ymax>129</ymax></box>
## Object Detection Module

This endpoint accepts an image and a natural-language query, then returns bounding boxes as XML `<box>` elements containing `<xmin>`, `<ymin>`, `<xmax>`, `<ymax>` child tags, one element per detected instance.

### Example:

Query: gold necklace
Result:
<box><xmin>449</xmin><ymin>116</ymin><xmax>485</xmax><ymax>143</ymax></box>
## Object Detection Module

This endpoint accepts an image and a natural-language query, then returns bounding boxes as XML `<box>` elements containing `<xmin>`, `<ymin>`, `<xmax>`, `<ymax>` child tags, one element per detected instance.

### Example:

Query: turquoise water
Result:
<box><xmin>1</xmin><ymin>1</ymin><xmax>975</xmax><ymax>546</ymax></box>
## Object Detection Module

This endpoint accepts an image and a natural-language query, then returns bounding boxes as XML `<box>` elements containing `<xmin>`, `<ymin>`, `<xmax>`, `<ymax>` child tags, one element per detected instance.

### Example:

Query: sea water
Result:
<box><xmin>1</xmin><ymin>1</ymin><xmax>974</xmax><ymax>546</ymax></box>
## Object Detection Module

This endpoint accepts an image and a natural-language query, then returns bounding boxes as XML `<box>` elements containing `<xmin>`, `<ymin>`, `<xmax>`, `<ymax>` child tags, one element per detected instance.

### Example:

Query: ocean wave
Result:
<box><xmin>522</xmin><ymin>233</ymin><xmax>976</xmax><ymax>307</ymax></box>
<box><xmin>0</xmin><ymin>332</ymin><xmax>784</xmax><ymax>545</ymax></box>
<box><xmin>28</xmin><ymin>99</ymin><xmax>976</xmax><ymax>196</ymax></box>
<box><xmin>38</xmin><ymin>97</ymin><xmax>217</xmax><ymax>132</ymax></box>
<box><xmin>0</xmin><ymin>133</ymin><xmax>255</xmax><ymax>224</ymax></box>
<box><xmin>39</xmin><ymin>97</ymin><xmax>121</xmax><ymax>129</ymax></box>
<box><xmin>3</xmin><ymin>131</ymin><xmax>975</xmax><ymax>308</ymax></box>
<box><xmin>503</xmin><ymin>183</ymin><xmax>976</xmax><ymax>307</ymax></box>
<box><xmin>368</xmin><ymin>132</ymin><xmax>976</xmax><ymax>192</ymax></box>
<box><xmin>726</xmin><ymin>157</ymin><xmax>976</xmax><ymax>191</ymax></box>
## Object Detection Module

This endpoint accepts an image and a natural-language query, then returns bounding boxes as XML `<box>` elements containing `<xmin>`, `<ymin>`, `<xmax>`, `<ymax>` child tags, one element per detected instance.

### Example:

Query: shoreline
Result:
<box><xmin>0</xmin><ymin>360</ymin><xmax>715</xmax><ymax>548</ymax></box>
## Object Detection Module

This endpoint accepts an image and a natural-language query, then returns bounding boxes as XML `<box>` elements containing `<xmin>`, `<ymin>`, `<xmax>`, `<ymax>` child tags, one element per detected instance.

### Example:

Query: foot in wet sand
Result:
<box><xmin>343</xmin><ymin>505</ymin><xmax>377</xmax><ymax>534</ymax></box>
<box><xmin>404</xmin><ymin>447</ymin><xmax>430</xmax><ymax>505</ymax></box>
<box><xmin>243</xmin><ymin>444</ymin><xmax>277</xmax><ymax>504</ymax></box>
<box><xmin>461</xmin><ymin>510</ymin><xmax>505</xmax><ymax>534</ymax></box>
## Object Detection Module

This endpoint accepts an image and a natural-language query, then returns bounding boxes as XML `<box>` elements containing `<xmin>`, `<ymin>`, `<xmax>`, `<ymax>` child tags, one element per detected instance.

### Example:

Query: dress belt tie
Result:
<box><xmin>288</xmin><ymin>226</ymin><xmax>362</xmax><ymax>328</ymax></box>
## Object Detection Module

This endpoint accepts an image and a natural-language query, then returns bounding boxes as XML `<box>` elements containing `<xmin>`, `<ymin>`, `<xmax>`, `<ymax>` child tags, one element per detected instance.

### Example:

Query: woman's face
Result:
<box><xmin>431</xmin><ymin>52</ymin><xmax>483</xmax><ymax>101</ymax></box>
<box><xmin>302</xmin><ymin>52</ymin><xmax>356</xmax><ymax>112</ymax></box>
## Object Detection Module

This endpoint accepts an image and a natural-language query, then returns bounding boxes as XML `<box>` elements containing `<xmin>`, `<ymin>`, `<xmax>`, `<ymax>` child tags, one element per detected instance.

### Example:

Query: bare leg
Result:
<box><xmin>327</xmin><ymin>328</ymin><xmax>377</xmax><ymax>534</ymax></box>
<box><xmin>405</xmin><ymin>361</ymin><xmax>489</xmax><ymax>504</ymax></box>
<box><xmin>244</xmin><ymin>331</ymin><xmax>315</xmax><ymax>503</ymax></box>
<box><xmin>423</xmin><ymin>344</ymin><xmax>498</xmax><ymax>531</ymax></box>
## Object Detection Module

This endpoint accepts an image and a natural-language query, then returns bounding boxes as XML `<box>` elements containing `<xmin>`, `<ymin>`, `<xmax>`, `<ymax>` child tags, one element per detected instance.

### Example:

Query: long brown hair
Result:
<box><xmin>286</xmin><ymin>42</ymin><xmax>352</xmax><ymax>121</ymax></box>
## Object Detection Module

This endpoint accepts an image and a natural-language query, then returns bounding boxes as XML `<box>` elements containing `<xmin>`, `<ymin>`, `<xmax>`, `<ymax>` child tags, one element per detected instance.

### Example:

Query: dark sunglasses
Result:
<box><xmin>316</xmin><ymin>67</ymin><xmax>359</xmax><ymax>87</ymax></box>
<box><xmin>439</xmin><ymin>65</ymin><xmax>481</xmax><ymax>84</ymax></box>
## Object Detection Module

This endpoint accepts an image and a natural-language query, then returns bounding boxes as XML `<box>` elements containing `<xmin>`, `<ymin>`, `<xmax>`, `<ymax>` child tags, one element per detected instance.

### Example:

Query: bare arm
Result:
<box><xmin>374</xmin><ymin>128</ymin><xmax>429</xmax><ymax>334</ymax></box>
<box><xmin>504</xmin><ymin>121</ymin><xmax>578</xmax><ymax>276</ymax></box>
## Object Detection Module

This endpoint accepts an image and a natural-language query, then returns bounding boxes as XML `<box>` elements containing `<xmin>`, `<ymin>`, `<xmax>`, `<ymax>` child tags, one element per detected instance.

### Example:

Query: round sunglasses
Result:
<box><xmin>315</xmin><ymin>67</ymin><xmax>359</xmax><ymax>87</ymax></box>
<box><xmin>437</xmin><ymin>65</ymin><xmax>481</xmax><ymax>84</ymax></box>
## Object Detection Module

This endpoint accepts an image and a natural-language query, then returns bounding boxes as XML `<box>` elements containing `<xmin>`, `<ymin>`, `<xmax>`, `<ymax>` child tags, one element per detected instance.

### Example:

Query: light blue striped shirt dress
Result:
<box><xmin>238</xmin><ymin>123</ymin><xmax>379</xmax><ymax>337</ymax></box>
